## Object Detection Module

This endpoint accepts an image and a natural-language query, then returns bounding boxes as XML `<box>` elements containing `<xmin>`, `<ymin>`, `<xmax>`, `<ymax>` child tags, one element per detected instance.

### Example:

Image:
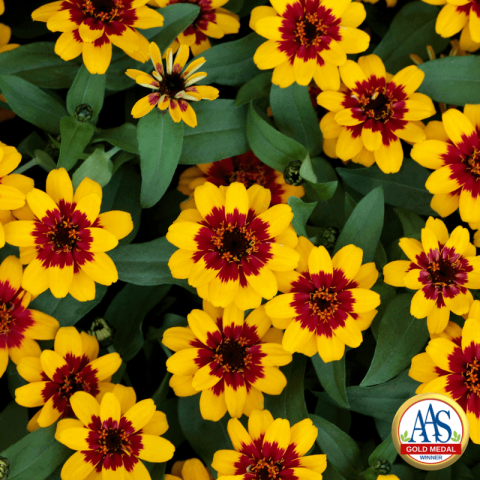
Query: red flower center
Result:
<box><xmin>309</xmin><ymin>287</ymin><xmax>339</xmax><ymax>321</ymax></box>
<box><xmin>83</xmin><ymin>0</ymin><xmax>122</xmax><ymax>22</ymax></box>
<box><xmin>359</xmin><ymin>90</ymin><xmax>393</xmax><ymax>123</ymax></box>
<box><xmin>212</xmin><ymin>224</ymin><xmax>259</xmax><ymax>263</ymax></box>
<box><xmin>48</xmin><ymin>219</ymin><xmax>80</xmax><ymax>253</ymax></box>
<box><xmin>98</xmin><ymin>424</ymin><xmax>133</xmax><ymax>455</ymax></box>
<box><xmin>466</xmin><ymin>150</ymin><xmax>480</xmax><ymax>177</ymax></box>
<box><xmin>226</xmin><ymin>164</ymin><xmax>267</xmax><ymax>188</ymax></box>
<box><xmin>426</xmin><ymin>255</ymin><xmax>461</xmax><ymax>287</ymax></box>
<box><xmin>213</xmin><ymin>338</ymin><xmax>252</xmax><ymax>373</ymax></box>
<box><xmin>60</xmin><ymin>370</ymin><xmax>94</xmax><ymax>396</ymax></box>
<box><xmin>0</xmin><ymin>303</ymin><xmax>14</xmax><ymax>335</ymax></box>
<box><xmin>465</xmin><ymin>358</ymin><xmax>480</xmax><ymax>396</ymax></box>
<box><xmin>158</xmin><ymin>72</ymin><xmax>186</xmax><ymax>98</ymax></box>
<box><xmin>294</xmin><ymin>12</ymin><xmax>327</xmax><ymax>47</ymax></box>
<box><xmin>248</xmin><ymin>457</ymin><xmax>283</xmax><ymax>480</ymax></box>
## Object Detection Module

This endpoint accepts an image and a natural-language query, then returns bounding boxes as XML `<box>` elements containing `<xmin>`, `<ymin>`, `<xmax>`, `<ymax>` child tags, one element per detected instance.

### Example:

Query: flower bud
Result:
<box><xmin>87</xmin><ymin>318</ymin><xmax>115</xmax><ymax>348</ymax></box>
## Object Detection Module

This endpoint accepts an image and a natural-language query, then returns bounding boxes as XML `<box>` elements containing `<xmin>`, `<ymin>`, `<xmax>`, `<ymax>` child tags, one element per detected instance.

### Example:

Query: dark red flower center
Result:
<box><xmin>295</xmin><ymin>12</ymin><xmax>327</xmax><ymax>46</ymax></box>
<box><xmin>212</xmin><ymin>224</ymin><xmax>259</xmax><ymax>263</ymax></box>
<box><xmin>0</xmin><ymin>303</ymin><xmax>14</xmax><ymax>335</ymax></box>
<box><xmin>48</xmin><ymin>219</ymin><xmax>80</xmax><ymax>253</ymax></box>
<box><xmin>466</xmin><ymin>150</ymin><xmax>480</xmax><ymax>177</ymax></box>
<box><xmin>247</xmin><ymin>457</ymin><xmax>283</xmax><ymax>480</ymax></box>
<box><xmin>359</xmin><ymin>90</ymin><xmax>393</xmax><ymax>122</ymax></box>
<box><xmin>158</xmin><ymin>73</ymin><xmax>186</xmax><ymax>98</ymax></box>
<box><xmin>214</xmin><ymin>338</ymin><xmax>251</xmax><ymax>373</ymax></box>
<box><xmin>426</xmin><ymin>256</ymin><xmax>460</xmax><ymax>287</ymax></box>
<box><xmin>227</xmin><ymin>165</ymin><xmax>267</xmax><ymax>188</ymax></box>
<box><xmin>465</xmin><ymin>358</ymin><xmax>480</xmax><ymax>396</ymax></box>
<box><xmin>59</xmin><ymin>369</ymin><xmax>94</xmax><ymax>397</ymax></box>
<box><xmin>83</xmin><ymin>0</ymin><xmax>121</xmax><ymax>22</ymax></box>
<box><xmin>98</xmin><ymin>425</ymin><xmax>133</xmax><ymax>455</ymax></box>
<box><xmin>309</xmin><ymin>287</ymin><xmax>339</xmax><ymax>321</ymax></box>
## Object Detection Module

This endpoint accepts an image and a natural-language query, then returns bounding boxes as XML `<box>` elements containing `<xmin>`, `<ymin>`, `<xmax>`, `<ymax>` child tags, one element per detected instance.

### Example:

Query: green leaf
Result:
<box><xmin>29</xmin><ymin>285</ymin><xmax>108</xmax><ymax>327</ymax></box>
<box><xmin>93</xmin><ymin>123</ymin><xmax>139</xmax><ymax>154</ymax></box>
<box><xmin>0</xmin><ymin>401</ymin><xmax>29</xmax><ymax>451</ymax></box>
<box><xmin>300</xmin><ymin>155</ymin><xmax>338</xmax><ymax>201</ymax></box>
<box><xmin>72</xmin><ymin>147</ymin><xmax>114</xmax><ymax>189</ymax></box>
<box><xmin>370</xmin><ymin>282</ymin><xmax>396</xmax><ymax>340</ymax></box>
<box><xmin>310</xmin><ymin>414</ymin><xmax>363</xmax><ymax>478</ymax></box>
<box><xmin>178</xmin><ymin>395</ymin><xmax>231</xmax><ymax>472</ymax></box>
<box><xmin>66</xmin><ymin>64</ymin><xmax>106</xmax><ymax>120</ymax></box>
<box><xmin>109</xmin><ymin>236</ymin><xmax>193</xmax><ymax>290</ymax></box>
<box><xmin>264</xmin><ymin>354</ymin><xmax>309</xmax><ymax>425</ymax></box>
<box><xmin>57</xmin><ymin>116</ymin><xmax>94</xmax><ymax>171</ymax></box>
<box><xmin>361</xmin><ymin>293</ymin><xmax>429</xmax><ymax>386</ymax></box>
<box><xmin>312</xmin><ymin>355</ymin><xmax>349</xmax><ymax>409</ymax></box>
<box><xmin>236</xmin><ymin>72</ymin><xmax>272</xmax><ymax>107</ymax></box>
<box><xmin>0</xmin><ymin>424</ymin><xmax>70</xmax><ymax>480</ymax></box>
<box><xmin>180</xmin><ymin>100</ymin><xmax>248</xmax><ymax>164</ymax></box>
<box><xmin>270</xmin><ymin>84</ymin><xmax>322</xmax><ymax>156</ymax></box>
<box><xmin>418</xmin><ymin>56</ymin><xmax>480</xmax><ymax>106</ymax></box>
<box><xmin>247</xmin><ymin>101</ymin><xmax>307</xmax><ymax>171</ymax></box>
<box><xmin>373</xmin><ymin>2</ymin><xmax>449</xmax><ymax>73</ymax></box>
<box><xmin>200</xmin><ymin>33</ymin><xmax>263</xmax><ymax>85</ymax></box>
<box><xmin>395</xmin><ymin>207</ymin><xmax>426</xmax><ymax>237</ymax></box>
<box><xmin>34</xmin><ymin>149</ymin><xmax>56</xmax><ymax>172</ymax></box>
<box><xmin>105</xmin><ymin>4</ymin><xmax>200</xmax><ymax>91</ymax></box>
<box><xmin>105</xmin><ymin>284</ymin><xmax>171</xmax><ymax>362</ymax></box>
<box><xmin>334</xmin><ymin>186</ymin><xmax>384</xmax><ymax>262</ymax></box>
<box><xmin>288</xmin><ymin>197</ymin><xmax>317</xmax><ymax>237</ymax></box>
<box><xmin>347</xmin><ymin>370</ymin><xmax>418</xmax><ymax>423</ymax></box>
<box><xmin>368</xmin><ymin>434</ymin><xmax>398</xmax><ymax>468</ymax></box>
<box><xmin>0</xmin><ymin>75</ymin><xmax>67</xmax><ymax>134</ymax></box>
<box><xmin>0</xmin><ymin>42</ymin><xmax>80</xmax><ymax>89</ymax></box>
<box><xmin>337</xmin><ymin>159</ymin><xmax>435</xmax><ymax>216</ymax></box>
<box><xmin>137</xmin><ymin>110</ymin><xmax>184</xmax><ymax>208</ymax></box>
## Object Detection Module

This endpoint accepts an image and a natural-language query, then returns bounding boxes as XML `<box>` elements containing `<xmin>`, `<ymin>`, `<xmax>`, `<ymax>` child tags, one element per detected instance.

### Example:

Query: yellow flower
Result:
<box><xmin>250</xmin><ymin>0</ymin><xmax>369</xmax><ymax>89</ymax></box>
<box><xmin>166</xmin><ymin>458</ymin><xmax>214</xmax><ymax>480</ymax></box>
<box><xmin>163</xmin><ymin>300</ymin><xmax>292</xmax><ymax>421</ymax></box>
<box><xmin>0</xmin><ymin>256</ymin><xmax>59</xmax><ymax>379</ymax></box>
<box><xmin>0</xmin><ymin>23</ymin><xmax>19</xmax><ymax>54</ymax></box>
<box><xmin>55</xmin><ymin>384</ymin><xmax>175</xmax><ymax>479</ymax></box>
<box><xmin>265</xmin><ymin>237</ymin><xmax>380</xmax><ymax>362</ymax></box>
<box><xmin>212</xmin><ymin>410</ymin><xmax>327</xmax><ymax>480</ymax></box>
<box><xmin>31</xmin><ymin>0</ymin><xmax>164</xmax><ymax>74</ymax></box>
<box><xmin>167</xmin><ymin>181</ymin><xmax>300</xmax><ymax>310</ymax></box>
<box><xmin>4</xmin><ymin>168</ymin><xmax>133</xmax><ymax>301</ymax></box>
<box><xmin>15</xmin><ymin>326</ymin><xmax>122</xmax><ymax>431</ymax></box>
<box><xmin>317</xmin><ymin>54</ymin><xmax>435</xmax><ymax>173</ymax></box>
<box><xmin>383</xmin><ymin>217</ymin><xmax>480</xmax><ymax>335</ymax></box>
<box><xmin>126</xmin><ymin>42</ymin><xmax>219</xmax><ymax>126</ymax></box>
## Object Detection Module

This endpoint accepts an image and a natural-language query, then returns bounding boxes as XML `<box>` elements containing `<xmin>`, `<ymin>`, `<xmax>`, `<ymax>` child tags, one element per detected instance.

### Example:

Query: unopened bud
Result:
<box><xmin>316</xmin><ymin>226</ymin><xmax>338</xmax><ymax>251</ymax></box>
<box><xmin>87</xmin><ymin>318</ymin><xmax>115</xmax><ymax>348</ymax></box>
<box><xmin>74</xmin><ymin>104</ymin><xmax>93</xmax><ymax>122</ymax></box>
<box><xmin>284</xmin><ymin>160</ymin><xmax>304</xmax><ymax>186</ymax></box>
<box><xmin>373</xmin><ymin>459</ymin><xmax>391</xmax><ymax>475</ymax></box>
<box><xmin>0</xmin><ymin>456</ymin><xmax>10</xmax><ymax>480</ymax></box>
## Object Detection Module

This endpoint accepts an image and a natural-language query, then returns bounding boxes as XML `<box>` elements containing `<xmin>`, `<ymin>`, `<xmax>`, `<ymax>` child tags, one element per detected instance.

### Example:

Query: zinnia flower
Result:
<box><xmin>167</xmin><ymin>181</ymin><xmax>300</xmax><ymax>310</ymax></box>
<box><xmin>4</xmin><ymin>167</ymin><xmax>133</xmax><ymax>301</ymax></box>
<box><xmin>411</xmin><ymin>105</ymin><xmax>480</xmax><ymax>223</ymax></box>
<box><xmin>383</xmin><ymin>217</ymin><xmax>480</xmax><ymax>335</ymax></box>
<box><xmin>265</xmin><ymin>237</ymin><xmax>380</xmax><ymax>362</ymax></box>
<box><xmin>150</xmin><ymin>0</ymin><xmax>240</xmax><ymax>55</ymax></box>
<box><xmin>166</xmin><ymin>458</ymin><xmax>213</xmax><ymax>480</ymax></box>
<box><xmin>15</xmin><ymin>326</ymin><xmax>122</xmax><ymax>431</ymax></box>
<box><xmin>409</xmin><ymin>317</ymin><xmax>480</xmax><ymax>443</ymax></box>
<box><xmin>55</xmin><ymin>384</ymin><xmax>175</xmax><ymax>479</ymax></box>
<box><xmin>0</xmin><ymin>255</ymin><xmax>59</xmax><ymax>379</ymax></box>
<box><xmin>427</xmin><ymin>0</ymin><xmax>480</xmax><ymax>53</ymax></box>
<box><xmin>212</xmin><ymin>409</ymin><xmax>327</xmax><ymax>480</ymax></box>
<box><xmin>250</xmin><ymin>0</ymin><xmax>370</xmax><ymax>89</ymax></box>
<box><xmin>31</xmin><ymin>0</ymin><xmax>164</xmax><ymax>74</ymax></box>
<box><xmin>126</xmin><ymin>42</ymin><xmax>219</xmax><ymax>126</ymax></box>
<box><xmin>0</xmin><ymin>23</ymin><xmax>19</xmax><ymax>54</ymax></box>
<box><xmin>178</xmin><ymin>152</ymin><xmax>305</xmax><ymax>210</ymax></box>
<box><xmin>317</xmin><ymin>54</ymin><xmax>435</xmax><ymax>173</ymax></box>
<box><xmin>163</xmin><ymin>300</ymin><xmax>292</xmax><ymax>421</ymax></box>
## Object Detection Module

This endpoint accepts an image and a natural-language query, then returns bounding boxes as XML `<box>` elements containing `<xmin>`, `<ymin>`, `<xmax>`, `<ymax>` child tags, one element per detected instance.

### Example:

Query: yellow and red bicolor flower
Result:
<box><xmin>383</xmin><ymin>217</ymin><xmax>480</xmax><ymax>335</ymax></box>
<box><xmin>31</xmin><ymin>0</ymin><xmax>164</xmax><ymax>74</ymax></box>
<box><xmin>250</xmin><ymin>0</ymin><xmax>369</xmax><ymax>89</ymax></box>
<box><xmin>424</xmin><ymin>0</ymin><xmax>480</xmax><ymax>53</ymax></box>
<box><xmin>317</xmin><ymin>54</ymin><xmax>435</xmax><ymax>173</ymax></box>
<box><xmin>126</xmin><ymin>42</ymin><xmax>219</xmax><ymax>126</ymax></box>
<box><xmin>55</xmin><ymin>384</ymin><xmax>175</xmax><ymax>479</ymax></box>
<box><xmin>166</xmin><ymin>458</ymin><xmax>214</xmax><ymax>480</ymax></box>
<box><xmin>0</xmin><ymin>256</ymin><xmax>59</xmax><ymax>379</ymax></box>
<box><xmin>163</xmin><ymin>300</ymin><xmax>292</xmax><ymax>421</ymax></box>
<box><xmin>265</xmin><ymin>237</ymin><xmax>380</xmax><ymax>362</ymax></box>
<box><xmin>409</xmin><ymin>317</ymin><xmax>480</xmax><ymax>443</ymax></box>
<box><xmin>150</xmin><ymin>0</ymin><xmax>240</xmax><ymax>55</ymax></box>
<box><xmin>167</xmin><ymin>181</ymin><xmax>300</xmax><ymax>310</ymax></box>
<box><xmin>0</xmin><ymin>142</ymin><xmax>34</xmax><ymax>246</ymax></box>
<box><xmin>15</xmin><ymin>326</ymin><xmax>122</xmax><ymax>432</ymax></box>
<box><xmin>412</xmin><ymin>106</ymin><xmax>480</xmax><ymax>224</ymax></box>
<box><xmin>178</xmin><ymin>151</ymin><xmax>305</xmax><ymax>210</ymax></box>
<box><xmin>212</xmin><ymin>409</ymin><xmax>327</xmax><ymax>480</ymax></box>
<box><xmin>4</xmin><ymin>168</ymin><xmax>133</xmax><ymax>301</ymax></box>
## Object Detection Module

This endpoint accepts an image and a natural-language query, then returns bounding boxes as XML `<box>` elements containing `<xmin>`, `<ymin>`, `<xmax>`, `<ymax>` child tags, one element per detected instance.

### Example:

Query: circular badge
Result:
<box><xmin>392</xmin><ymin>392</ymin><xmax>469</xmax><ymax>471</ymax></box>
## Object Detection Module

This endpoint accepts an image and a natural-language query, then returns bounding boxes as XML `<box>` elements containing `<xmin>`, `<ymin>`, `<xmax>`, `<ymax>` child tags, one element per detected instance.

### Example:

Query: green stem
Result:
<box><xmin>13</xmin><ymin>158</ymin><xmax>38</xmax><ymax>175</ymax></box>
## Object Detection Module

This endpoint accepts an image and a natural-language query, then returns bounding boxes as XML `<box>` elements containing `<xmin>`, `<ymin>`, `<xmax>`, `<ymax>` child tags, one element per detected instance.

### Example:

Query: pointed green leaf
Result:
<box><xmin>58</xmin><ymin>116</ymin><xmax>94</xmax><ymax>170</ymax></box>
